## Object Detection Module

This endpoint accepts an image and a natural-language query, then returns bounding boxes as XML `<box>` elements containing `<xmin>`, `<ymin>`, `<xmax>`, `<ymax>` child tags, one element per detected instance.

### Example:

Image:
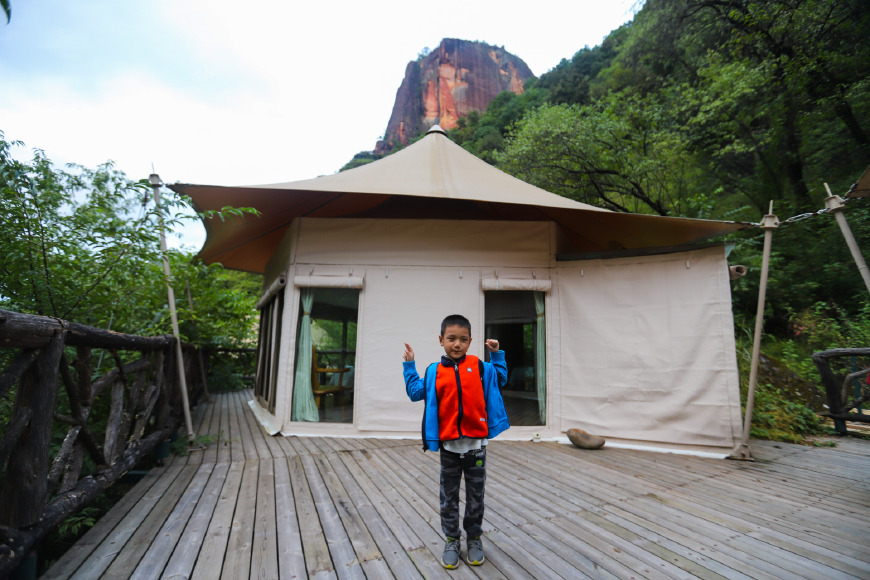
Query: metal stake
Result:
<box><xmin>730</xmin><ymin>202</ymin><xmax>779</xmax><ymax>461</ymax></box>
<box><xmin>150</xmin><ymin>173</ymin><xmax>195</xmax><ymax>442</ymax></box>
<box><xmin>825</xmin><ymin>183</ymin><xmax>870</xmax><ymax>297</ymax></box>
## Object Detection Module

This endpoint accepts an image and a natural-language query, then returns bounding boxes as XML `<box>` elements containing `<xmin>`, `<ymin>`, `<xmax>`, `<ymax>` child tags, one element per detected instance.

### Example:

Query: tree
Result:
<box><xmin>0</xmin><ymin>132</ymin><xmax>260</xmax><ymax>347</ymax></box>
<box><xmin>498</xmin><ymin>94</ymin><xmax>702</xmax><ymax>216</ymax></box>
<box><xmin>613</xmin><ymin>0</ymin><xmax>870</xmax><ymax>212</ymax></box>
<box><xmin>448</xmin><ymin>83</ymin><xmax>551</xmax><ymax>165</ymax></box>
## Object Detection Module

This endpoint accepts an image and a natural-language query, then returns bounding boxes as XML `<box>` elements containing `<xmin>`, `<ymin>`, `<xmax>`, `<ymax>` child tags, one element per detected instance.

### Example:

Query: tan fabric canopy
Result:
<box><xmin>171</xmin><ymin>126</ymin><xmax>751</xmax><ymax>273</ymax></box>
<box><xmin>848</xmin><ymin>164</ymin><xmax>870</xmax><ymax>198</ymax></box>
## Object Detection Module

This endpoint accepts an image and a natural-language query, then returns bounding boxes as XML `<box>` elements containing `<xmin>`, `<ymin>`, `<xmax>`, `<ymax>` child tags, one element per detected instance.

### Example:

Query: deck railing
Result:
<box><xmin>813</xmin><ymin>347</ymin><xmax>870</xmax><ymax>434</ymax></box>
<box><xmin>0</xmin><ymin>309</ymin><xmax>205</xmax><ymax>577</ymax></box>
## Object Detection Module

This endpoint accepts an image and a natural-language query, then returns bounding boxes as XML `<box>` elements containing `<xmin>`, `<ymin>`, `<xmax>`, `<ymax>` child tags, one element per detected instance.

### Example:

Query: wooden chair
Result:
<box><xmin>311</xmin><ymin>347</ymin><xmax>352</xmax><ymax>421</ymax></box>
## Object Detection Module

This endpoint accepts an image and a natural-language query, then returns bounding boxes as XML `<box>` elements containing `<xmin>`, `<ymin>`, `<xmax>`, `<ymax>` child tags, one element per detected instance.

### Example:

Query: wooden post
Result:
<box><xmin>730</xmin><ymin>203</ymin><xmax>779</xmax><ymax>461</ymax></box>
<box><xmin>150</xmin><ymin>173</ymin><xmax>195</xmax><ymax>441</ymax></box>
<box><xmin>0</xmin><ymin>331</ymin><xmax>66</xmax><ymax>528</ymax></box>
<box><xmin>824</xmin><ymin>184</ymin><xmax>870</xmax><ymax>297</ymax></box>
<box><xmin>185</xmin><ymin>279</ymin><xmax>210</xmax><ymax>401</ymax></box>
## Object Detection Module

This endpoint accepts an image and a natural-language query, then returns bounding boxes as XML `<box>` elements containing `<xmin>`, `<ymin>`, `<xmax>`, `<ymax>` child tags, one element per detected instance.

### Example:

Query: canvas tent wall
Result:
<box><xmin>171</xmin><ymin>126</ymin><xmax>750</xmax><ymax>452</ymax></box>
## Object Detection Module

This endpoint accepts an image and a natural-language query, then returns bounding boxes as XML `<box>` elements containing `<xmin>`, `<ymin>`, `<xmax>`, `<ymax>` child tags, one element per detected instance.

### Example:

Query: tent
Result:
<box><xmin>171</xmin><ymin>126</ymin><xmax>751</xmax><ymax>452</ymax></box>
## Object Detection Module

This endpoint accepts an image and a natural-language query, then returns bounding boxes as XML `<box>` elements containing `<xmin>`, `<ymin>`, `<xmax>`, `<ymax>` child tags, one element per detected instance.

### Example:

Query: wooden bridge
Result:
<box><xmin>41</xmin><ymin>389</ymin><xmax>870</xmax><ymax>579</ymax></box>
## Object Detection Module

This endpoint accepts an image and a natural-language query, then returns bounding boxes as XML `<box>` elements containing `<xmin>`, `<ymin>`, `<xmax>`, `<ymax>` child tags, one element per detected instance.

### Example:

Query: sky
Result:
<box><xmin>0</xmin><ymin>0</ymin><xmax>640</xmax><ymax>249</ymax></box>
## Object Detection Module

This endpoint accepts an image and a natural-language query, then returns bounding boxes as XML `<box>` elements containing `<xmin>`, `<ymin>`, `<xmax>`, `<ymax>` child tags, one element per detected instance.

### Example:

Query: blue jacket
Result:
<box><xmin>404</xmin><ymin>351</ymin><xmax>510</xmax><ymax>451</ymax></box>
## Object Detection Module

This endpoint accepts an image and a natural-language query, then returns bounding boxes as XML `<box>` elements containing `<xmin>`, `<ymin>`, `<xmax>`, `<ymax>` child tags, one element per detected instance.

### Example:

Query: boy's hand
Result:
<box><xmin>403</xmin><ymin>343</ymin><xmax>415</xmax><ymax>362</ymax></box>
<box><xmin>485</xmin><ymin>339</ymin><xmax>499</xmax><ymax>352</ymax></box>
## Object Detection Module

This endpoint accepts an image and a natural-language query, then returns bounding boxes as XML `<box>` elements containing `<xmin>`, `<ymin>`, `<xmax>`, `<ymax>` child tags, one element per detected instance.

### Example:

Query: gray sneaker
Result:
<box><xmin>466</xmin><ymin>536</ymin><xmax>485</xmax><ymax>565</ymax></box>
<box><xmin>442</xmin><ymin>537</ymin><xmax>461</xmax><ymax>569</ymax></box>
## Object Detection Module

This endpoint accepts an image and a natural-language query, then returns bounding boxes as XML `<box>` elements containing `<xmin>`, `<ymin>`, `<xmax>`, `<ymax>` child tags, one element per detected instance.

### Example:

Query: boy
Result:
<box><xmin>402</xmin><ymin>314</ymin><xmax>509</xmax><ymax>569</ymax></box>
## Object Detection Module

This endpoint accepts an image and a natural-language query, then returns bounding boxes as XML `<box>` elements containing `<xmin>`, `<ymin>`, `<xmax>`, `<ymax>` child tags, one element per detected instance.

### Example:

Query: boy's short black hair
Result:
<box><xmin>441</xmin><ymin>314</ymin><xmax>471</xmax><ymax>337</ymax></box>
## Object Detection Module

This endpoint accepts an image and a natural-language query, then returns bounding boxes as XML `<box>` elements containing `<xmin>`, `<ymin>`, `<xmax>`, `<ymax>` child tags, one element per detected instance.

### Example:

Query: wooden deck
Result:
<box><xmin>44</xmin><ymin>390</ymin><xmax>870</xmax><ymax>579</ymax></box>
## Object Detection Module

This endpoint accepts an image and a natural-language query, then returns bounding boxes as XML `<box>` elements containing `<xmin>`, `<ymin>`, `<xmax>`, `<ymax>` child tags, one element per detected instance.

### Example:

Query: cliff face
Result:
<box><xmin>375</xmin><ymin>39</ymin><xmax>533</xmax><ymax>155</ymax></box>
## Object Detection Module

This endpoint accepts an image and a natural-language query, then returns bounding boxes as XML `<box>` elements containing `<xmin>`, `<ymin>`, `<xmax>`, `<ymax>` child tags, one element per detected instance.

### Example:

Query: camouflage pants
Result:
<box><xmin>439</xmin><ymin>447</ymin><xmax>487</xmax><ymax>539</ymax></box>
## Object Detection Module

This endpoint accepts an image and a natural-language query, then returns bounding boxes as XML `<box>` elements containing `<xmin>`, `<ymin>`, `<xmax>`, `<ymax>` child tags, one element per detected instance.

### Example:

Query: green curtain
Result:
<box><xmin>291</xmin><ymin>288</ymin><xmax>319</xmax><ymax>422</ymax></box>
<box><xmin>534</xmin><ymin>292</ymin><xmax>546</xmax><ymax>424</ymax></box>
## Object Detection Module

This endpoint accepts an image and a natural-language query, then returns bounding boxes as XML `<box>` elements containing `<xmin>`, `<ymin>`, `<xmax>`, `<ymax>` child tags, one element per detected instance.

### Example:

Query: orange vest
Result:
<box><xmin>435</xmin><ymin>355</ymin><xmax>489</xmax><ymax>441</ymax></box>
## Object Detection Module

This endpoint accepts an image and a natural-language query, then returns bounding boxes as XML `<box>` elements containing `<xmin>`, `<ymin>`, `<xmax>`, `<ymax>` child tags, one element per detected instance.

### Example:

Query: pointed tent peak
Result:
<box><xmin>427</xmin><ymin>124</ymin><xmax>447</xmax><ymax>136</ymax></box>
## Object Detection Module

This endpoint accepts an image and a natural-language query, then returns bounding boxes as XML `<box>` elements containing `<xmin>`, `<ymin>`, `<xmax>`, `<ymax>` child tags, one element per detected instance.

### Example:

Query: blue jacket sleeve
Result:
<box><xmin>483</xmin><ymin>350</ymin><xmax>510</xmax><ymax>439</ymax></box>
<box><xmin>490</xmin><ymin>350</ymin><xmax>508</xmax><ymax>388</ymax></box>
<box><xmin>403</xmin><ymin>361</ymin><xmax>424</xmax><ymax>401</ymax></box>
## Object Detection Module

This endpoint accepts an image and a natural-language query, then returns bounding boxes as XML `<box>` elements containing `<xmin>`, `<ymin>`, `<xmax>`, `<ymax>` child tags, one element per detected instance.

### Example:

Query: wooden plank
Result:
<box><xmin>231</xmin><ymin>390</ymin><xmax>260</xmax><ymax>460</ymax></box>
<box><xmin>47</xmin><ymin>418</ymin><xmax>870</xmax><ymax>580</ymax></box>
<box><xmin>348</xmin><ymin>449</ymin><xmax>458</xmax><ymax>579</ymax></box>
<box><xmin>161</xmin><ymin>462</ymin><xmax>231</xmax><ymax>580</ymax></box>
<box><xmin>286</xmin><ymin>435</ymin><xmax>313</xmax><ymax>457</ymax></box>
<box><xmin>460</xmin><ymin>473</ymin><xmax>639</xmax><ymax>579</ymax></box>
<box><xmin>199</xmin><ymin>391</ymin><xmax>222</xmax><ymax>465</ymax></box>
<box><xmin>98</xmin><ymin>459</ymin><xmax>201</xmax><ymax>579</ymax></box>
<box><xmin>64</xmin><ymin>462</ymin><xmax>187</xmax><ymax>579</ymax></box>
<box><xmin>224</xmin><ymin>390</ymin><xmax>246</xmax><ymax>462</ymax></box>
<box><xmin>311</xmin><ymin>452</ymin><xmax>382</xmax><ymax>562</ymax></box>
<box><xmin>358</xmin><ymin>558</ymin><xmax>395</xmax><ymax>580</ymax></box>
<box><xmin>673</xmin><ymin>471</ymin><xmax>870</xmax><ymax>557</ymax></box>
<box><xmin>250</xmin><ymin>456</ymin><xmax>279</xmax><ymax>580</ymax></box>
<box><xmin>357</xmin><ymin>450</ymin><xmax>490</xmax><ymax>577</ymax></box>
<box><xmin>629</xmin><ymin>493</ymin><xmax>832</xmax><ymax>580</ymax></box>
<box><xmin>621</xmin><ymin>491</ymin><xmax>811</xmax><ymax>580</ymax></box>
<box><xmin>489</xmin><ymin>448</ymin><xmax>696</xmax><ymax>578</ymax></box>
<box><xmin>464</xmin><ymin>530</ymin><xmax>540</xmax><ymax>580</ymax></box>
<box><xmin>274</xmin><ymin>455</ymin><xmax>307</xmax><ymax>579</ymax></box>
<box><xmin>486</xmin><ymin>444</ymin><xmax>748</xmax><ymax>578</ymax></box>
<box><xmin>41</xmin><ymin>465</ymin><xmax>169</xmax><ymax>579</ymax></box>
<box><xmin>335</xmin><ymin>450</ymin><xmax>425</xmax><ymax>552</ymax></box>
<box><xmin>219</xmin><ymin>459</ymin><xmax>259</xmax><ymax>580</ymax></box>
<box><xmin>321</xmin><ymin>449</ymin><xmax>422</xmax><ymax>579</ymax></box>
<box><xmin>219</xmin><ymin>391</ymin><xmax>233</xmax><ymax>464</ymax></box>
<box><xmin>128</xmin><ymin>459</ymin><xmax>215</xmax><ymax>580</ymax></box>
<box><xmin>189</xmin><ymin>461</ymin><xmax>245</xmax><ymax>580</ymax></box>
<box><xmin>287</xmin><ymin>454</ymin><xmax>336</xmax><ymax>577</ymax></box>
<box><xmin>275</xmin><ymin>432</ymin><xmax>299</xmax><ymax>458</ymax></box>
<box><xmin>504</xmin><ymin>442</ymin><xmax>804</xmax><ymax>576</ymax></box>
<box><xmin>556</xmin><ymin>447</ymin><xmax>833</xmax><ymax>579</ymax></box>
<box><xmin>238</xmin><ymin>390</ymin><xmax>276</xmax><ymax>459</ymax></box>
<box><xmin>300</xmin><ymin>452</ymin><xmax>365</xmax><ymax>579</ymax></box>
<box><xmin>654</xmin><ymin>488</ymin><xmax>870</xmax><ymax>579</ymax></box>
<box><xmin>488</xmin><ymin>442</ymin><xmax>794</xmax><ymax>579</ymax></box>
<box><xmin>595</xmin><ymin>502</ymin><xmax>782</xmax><ymax>580</ymax></box>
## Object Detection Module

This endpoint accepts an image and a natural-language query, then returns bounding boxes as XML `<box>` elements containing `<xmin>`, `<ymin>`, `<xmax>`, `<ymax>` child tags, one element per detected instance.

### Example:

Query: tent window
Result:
<box><xmin>291</xmin><ymin>288</ymin><xmax>359</xmax><ymax>424</ymax></box>
<box><xmin>255</xmin><ymin>289</ymin><xmax>284</xmax><ymax>414</ymax></box>
<box><xmin>485</xmin><ymin>291</ymin><xmax>546</xmax><ymax>426</ymax></box>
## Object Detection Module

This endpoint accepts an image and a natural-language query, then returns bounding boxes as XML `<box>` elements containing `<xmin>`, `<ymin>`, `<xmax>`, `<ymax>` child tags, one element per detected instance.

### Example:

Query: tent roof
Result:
<box><xmin>171</xmin><ymin>126</ymin><xmax>751</xmax><ymax>273</ymax></box>
<box><xmin>848</xmin><ymin>164</ymin><xmax>870</xmax><ymax>198</ymax></box>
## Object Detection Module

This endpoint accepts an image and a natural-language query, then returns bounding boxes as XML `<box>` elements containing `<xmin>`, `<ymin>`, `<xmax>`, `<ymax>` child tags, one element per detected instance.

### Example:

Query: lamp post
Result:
<box><xmin>149</xmin><ymin>173</ymin><xmax>195</xmax><ymax>442</ymax></box>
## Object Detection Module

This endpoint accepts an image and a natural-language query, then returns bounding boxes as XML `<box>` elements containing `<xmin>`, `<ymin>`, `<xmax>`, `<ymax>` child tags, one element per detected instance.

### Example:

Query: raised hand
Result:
<box><xmin>485</xmin><ymin>339</ymin><xmax>499</xmax><ymax>352</ymax></box>
<box><xmin>403</xmin><ymin>342</ymin><xmax>415</xmax><ymax>362</ymax></box>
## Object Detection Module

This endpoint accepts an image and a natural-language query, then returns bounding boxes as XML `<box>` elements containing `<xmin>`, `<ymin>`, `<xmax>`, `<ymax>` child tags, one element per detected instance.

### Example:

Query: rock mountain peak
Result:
<box><xmin>375</xmin><ymin>38</ymin><xmax>533</xmax><ymax>155</ymax></box>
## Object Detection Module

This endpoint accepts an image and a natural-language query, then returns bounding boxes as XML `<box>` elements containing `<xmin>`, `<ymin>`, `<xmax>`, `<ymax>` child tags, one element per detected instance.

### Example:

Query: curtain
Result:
<box><xmin>534</xmin><ymin>291</ymin><xmax>547</xmax><ymax>424</ymax></box>
<box><xmin>291</xmin><ymin>288</ymin><xmax>319</xmax><ymax>421</ymax></box>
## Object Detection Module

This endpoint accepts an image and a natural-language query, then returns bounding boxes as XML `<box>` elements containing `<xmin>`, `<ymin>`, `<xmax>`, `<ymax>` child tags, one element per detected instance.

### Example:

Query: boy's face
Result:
<box><xmin>439</xmin><ymin>324</ymin><xmax>472</xmax><ymax>361</ymax></box>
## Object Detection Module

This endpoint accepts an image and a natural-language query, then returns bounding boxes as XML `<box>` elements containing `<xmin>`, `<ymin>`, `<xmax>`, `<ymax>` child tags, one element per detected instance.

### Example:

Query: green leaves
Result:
<box><xmin>198</xmin><ymin>205</ymin><xmax>261</xmax><ymax>223</ymax></box>
<box><xmin>498</xmin><ymin>93</ymin><xmax>702</xmax><ymax>217</ymax></box>
<box><xmin>0</xmin><ymin>132</ymin><xmax>260</xmax><ymax>348</ymax></box>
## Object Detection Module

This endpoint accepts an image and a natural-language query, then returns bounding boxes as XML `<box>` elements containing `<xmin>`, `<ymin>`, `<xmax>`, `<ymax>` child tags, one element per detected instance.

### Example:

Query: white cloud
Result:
<box><xmin>1</xmin><ymin>0</ymin><xmax>641</xmax><ymax>248</ymax></box>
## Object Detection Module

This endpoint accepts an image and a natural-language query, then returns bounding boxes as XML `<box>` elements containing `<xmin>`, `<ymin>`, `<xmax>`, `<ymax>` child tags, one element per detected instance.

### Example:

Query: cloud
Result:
<box><xmin>1</xmin><ymin>0</ymin><xmax>641</xmax><ymax>249</ymax></box>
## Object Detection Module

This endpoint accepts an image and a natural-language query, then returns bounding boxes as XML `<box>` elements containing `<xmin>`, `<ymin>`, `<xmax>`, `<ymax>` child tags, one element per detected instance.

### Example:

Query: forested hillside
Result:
<box><xmin>451</xmin><ymin>0</ymin><xmax>870</xmax><ymax>439</ymax></box>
